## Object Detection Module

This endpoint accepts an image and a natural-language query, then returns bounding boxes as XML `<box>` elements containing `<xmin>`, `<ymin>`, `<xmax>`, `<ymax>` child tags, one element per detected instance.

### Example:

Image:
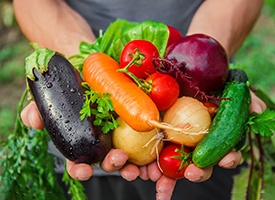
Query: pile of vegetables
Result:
<box><xmin>1</xmin><ymin>19</ymin><xmax>275</xmax><ymax>199</ymax></box>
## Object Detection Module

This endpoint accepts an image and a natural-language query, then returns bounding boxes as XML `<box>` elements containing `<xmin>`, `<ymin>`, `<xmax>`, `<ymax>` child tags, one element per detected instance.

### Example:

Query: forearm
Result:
<box><xmin>13</xmin><ymin>0</ymin><xmax>96</xmax><ymax>57</ymax></box>
<box><xmin>186</xmin><ymin>0</ymin><xmax>263</xmax><ymax>57</ymax></box>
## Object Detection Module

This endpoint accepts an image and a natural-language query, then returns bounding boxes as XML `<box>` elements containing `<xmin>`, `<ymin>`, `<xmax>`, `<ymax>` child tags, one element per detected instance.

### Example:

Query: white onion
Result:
<box><xmin>162</xmin><ymin>96</ymin><xmax>212</xmax><ymax>147</ymax></box>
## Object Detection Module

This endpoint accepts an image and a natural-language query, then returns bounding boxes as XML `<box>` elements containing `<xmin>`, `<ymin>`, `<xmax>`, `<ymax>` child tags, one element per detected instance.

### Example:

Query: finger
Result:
<box><xmin>147</xmin><ymin>161</ymin><xmax>162</xmax><ymax>182</ymax></box>
<box><xmin>184</xmin><ymin>164</ymin><xmax>213</xmax><ymax>182</ymax></box>
<box><xmin>218</xmin><ymin>151</ymin><xmax>242</xmax><ymax>169</ymax></box>
<box><xmin>139</xmin><ymin>165</ymin><xmax>149</xmax><ymax>180</ymax></box>
<box><xmin>66</xmin><ymin>159</ymin><xmax>93</xmax><ymax>181</ymax></box>
<box><xmin>156</xmin><ymin>175</ymin><xmax>176</xmax><ymax>200</ymax></box>
<box><xmin>250</xmin><ymin>91</ymin><xmax>267</xmax><ymax>113</ymax></box>
<box><xmin>21</xmin><ymin>101</ymin><xmax>44</xmax><ymax>129</ymax></box>
<box><xmin>119</xmin><ymin>163</ymin><xmax>140</xmax><ymax>181</ymax></box>
<box><xmin>100</xmin><ymin>149</ymin><xmax>129</xmax><ymax>173</ymax></box>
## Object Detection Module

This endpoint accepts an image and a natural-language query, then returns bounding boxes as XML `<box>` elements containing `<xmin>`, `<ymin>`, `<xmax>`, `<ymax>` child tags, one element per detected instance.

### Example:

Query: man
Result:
<box><xmin>14</xmin><ymin>0</ymin><xmax>266</xmax><ymax>199</ymax></box>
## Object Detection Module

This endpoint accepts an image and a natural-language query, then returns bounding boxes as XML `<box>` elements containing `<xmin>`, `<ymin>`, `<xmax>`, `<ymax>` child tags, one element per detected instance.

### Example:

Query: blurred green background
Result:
<box><xmin>0</xmin><ymin>0</ymin><xmax>275</xmax><ymax>142</ymax></box>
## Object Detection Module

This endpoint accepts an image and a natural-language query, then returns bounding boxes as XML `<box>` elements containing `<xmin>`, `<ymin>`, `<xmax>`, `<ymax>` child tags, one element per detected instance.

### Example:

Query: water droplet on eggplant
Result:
<box><xmin>70</xmin><ymin>88</ymin><xmax>76</xmax><ymax>93</ymax></box>
<box><xmin>46</xmin><ymin>82</ymin><xmax>53</xmax><ymax>88</ymax></box>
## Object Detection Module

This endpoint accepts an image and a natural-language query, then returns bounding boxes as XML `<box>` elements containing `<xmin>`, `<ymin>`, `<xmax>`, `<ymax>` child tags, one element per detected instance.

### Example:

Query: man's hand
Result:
<box><xmin>21</xmin><ymin>90</ymin><xmax>267</xmax><ymax>200</ymax></box>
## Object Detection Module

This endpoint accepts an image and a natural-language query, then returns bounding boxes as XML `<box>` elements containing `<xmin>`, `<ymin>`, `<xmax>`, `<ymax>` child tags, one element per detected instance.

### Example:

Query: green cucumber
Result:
<box><xmin>226</xmin><ymin>68</ymin><xmax>249</xmax><ymax>83</ymax></box>
<box><xmin>234</xmin><ymin>133</ymin><xmax>247</xmax><ymax>151</ymax></box>
<box><xmin>192</xmin><ymin>69</ymin><xmax>251</xmax><ymax>168</ymax></box>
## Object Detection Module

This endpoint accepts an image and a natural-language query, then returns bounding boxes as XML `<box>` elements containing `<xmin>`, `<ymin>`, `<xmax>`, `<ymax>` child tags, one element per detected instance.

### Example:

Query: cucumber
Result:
<box><xmin>192</xmin><ymin>69</ymin><xmax>251</xmax><ymax>168</ymax></box>
<box><xmin>226</xmin><ymin>68</ymin><xmax>249</xmax><ymax>83</ymax></box>
<box><xmin>234</xmin><ymin>133</ymin><xmax>247</xmax><ymax>151</ymax></box>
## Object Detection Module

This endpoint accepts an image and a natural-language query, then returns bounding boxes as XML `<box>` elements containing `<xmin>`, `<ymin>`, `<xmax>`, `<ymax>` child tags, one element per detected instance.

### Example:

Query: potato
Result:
<box><xmin>112</xmin><ymin>117</ymin><xmax>164</xmax><ymax>166</ymax></box>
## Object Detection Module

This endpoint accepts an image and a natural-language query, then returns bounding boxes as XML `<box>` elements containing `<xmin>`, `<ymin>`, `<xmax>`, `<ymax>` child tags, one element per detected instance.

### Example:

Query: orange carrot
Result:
<box><xmin>82</xmin><ymin>52</ymin><xmax>160</xmax><ymax>132</ymax></box>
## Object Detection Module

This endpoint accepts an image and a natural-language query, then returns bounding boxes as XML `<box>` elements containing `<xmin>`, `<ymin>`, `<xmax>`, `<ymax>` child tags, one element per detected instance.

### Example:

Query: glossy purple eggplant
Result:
<box><xmin>25</xmin><ymin>45</ymin><xmax>112</xmax><ymax>164</ymax></box>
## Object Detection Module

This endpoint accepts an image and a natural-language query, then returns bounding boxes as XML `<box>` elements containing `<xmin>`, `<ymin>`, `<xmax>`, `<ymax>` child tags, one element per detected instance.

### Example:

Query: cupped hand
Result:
<box><xmin>21</xmin><ymin>101</ymin><xmax>44</xmax><ymax>130</ymax></box>
<box><xmin>119</xmin><ymin>90</ymin><xmax>267</xmax><ymax>200</ymax></box>
<box><xmin>250</xmin><ymin>90</ymin><xmax>267</xmax><ymax>113</ymax></box>
<box><xmin>20</xmin><ymin>101</ymin><xmax>130</xmax><ymax>181</ymax></box>
<box><xmin>66</xmin><ymin>149</ymin><xmax>129</xmax><ymax>180</ymax></box>
<box><xmin>21</xmin><ymin>90</ymin><xmax>267</xmax><ymax>200</ymax></box>
<box><xmin>119</xmin><ymin>150</ymin><xmax>242</xmax><ymax>200</ymax></box>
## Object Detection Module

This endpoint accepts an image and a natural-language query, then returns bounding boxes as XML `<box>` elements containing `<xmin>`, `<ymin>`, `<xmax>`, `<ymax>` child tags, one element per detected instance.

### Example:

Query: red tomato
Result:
<box><xmin>146</xmin><ymin>72</ymin><xmax>179</xmax><ymax>111</ymax></box>
<box><xmin>167</xmin><ymin>25</ymin><xmax>183</xmax><ymax>47</ymax></box>
<box><xmin>120</xmin><ymin>40</ymin><xmax>159</xmax><ymax>79</ymax></box>
<box><xmin>159</xmin><ymin>143</ymin><xmax>192</xmax><ymax>179</ymax></box>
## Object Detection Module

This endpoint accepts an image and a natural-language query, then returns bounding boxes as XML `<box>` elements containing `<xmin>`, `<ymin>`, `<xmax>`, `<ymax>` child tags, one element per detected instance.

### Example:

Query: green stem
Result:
<box><xmin>117</xmin><ymin>49</ymin><xmax>152</xmax><ymax>94</ymax></box>
<box><xmin>173</xmin><ymin>145</ymin><xmax>192</xmax><ymax>171</ymax></box>
<box><xmin>13</xmin><ymin>88</ymin><xmax>29</xmax><ymax>136</ymax></box>
<box><xmin>122</xmin><ymin>48</ymin><xmax>146</xmax><ymax>70</ymax></box>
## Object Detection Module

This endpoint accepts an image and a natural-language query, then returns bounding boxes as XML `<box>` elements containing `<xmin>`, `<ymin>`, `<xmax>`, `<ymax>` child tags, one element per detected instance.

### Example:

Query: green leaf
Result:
<box><xmin>247</xmin><ymin>108</ymin><xmax>275</xmax><ymax>137</ymax></box>
<box><xmin>80</xmin><ymin>82</ymin><xmax>118</xmax><ymax>133</ymax></box>
<box><xmin>62</xmin><ymin>169</ymin><xmax>87</xmax><ymax>200</ymax></box>
<box><xmin>0</xmin><ymin>90</ymin><xmax>65</xmax><ymax>200</ymax></box>
<box><xmin>25</xmin><ymin>43</ymin><xmax>56</xmax><ymax>81</ymax></box>
<box><xmin>100</xmin><ymin>19</ymin><xmax>169</xmax><ymax>61</ymax></box>
<box><xmin>119</xmin><ymin>19</ymin><xmax>169</xmax><ymax>58</ymax></box>
<box><xmin>69</xmin><ymin>19</ymin><xmax>169</xmax><ymax>68</ymax></box>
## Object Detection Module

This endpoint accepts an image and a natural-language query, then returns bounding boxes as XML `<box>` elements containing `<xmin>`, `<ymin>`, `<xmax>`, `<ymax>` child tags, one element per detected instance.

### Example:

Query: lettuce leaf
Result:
<box><xmin>71</xmin><ymin>18</ymin><xmax>169</xmax><ymax>69</ymax></box>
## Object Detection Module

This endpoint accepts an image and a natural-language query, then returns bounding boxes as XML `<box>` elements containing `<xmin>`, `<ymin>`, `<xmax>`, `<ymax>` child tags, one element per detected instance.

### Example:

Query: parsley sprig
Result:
<box><xmin>0</xmin><ymin>89</ymin><xmax>66</xmax><ymax>200</ymax></box>
<box><xmin>247</xmin><ymin>108</ymin><xmax>275</xmax><ymax>137</ymax></box>
<box><xmin>62</xmin><ymin>168</ymin><xmax>87</xmax><ymax>200</ymax></box>
<box><xmin>80</xmin><ymin>82</ymin><xmax>119</xmax><ymax>133</ymax></box>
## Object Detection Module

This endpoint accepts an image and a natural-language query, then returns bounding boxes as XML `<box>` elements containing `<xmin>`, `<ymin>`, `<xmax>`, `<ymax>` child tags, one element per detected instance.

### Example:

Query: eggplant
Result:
<box><xmin>25</xmin><ymin>45</ymin><xmax>112</xmax><ymax>164</ymax></box>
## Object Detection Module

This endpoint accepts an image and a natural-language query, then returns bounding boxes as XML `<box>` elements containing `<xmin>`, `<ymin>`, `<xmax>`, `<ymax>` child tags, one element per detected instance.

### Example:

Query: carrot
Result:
<box><xmin>82</xmin><ymin>52</ymin><xmax>160</xmax><ymax>132</ymax></box>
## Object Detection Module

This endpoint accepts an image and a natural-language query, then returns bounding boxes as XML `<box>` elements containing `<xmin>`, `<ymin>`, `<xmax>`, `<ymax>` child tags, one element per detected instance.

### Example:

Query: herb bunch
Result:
<box><xmin>0</xmin><ymin>89</ymin><xmax>64</xmax><ymax>200</ymax></box>
<box><xmin>231</xmin><ymin>89</ymin><xmax>275</xmax><ymax>200</ymax></box>
<box><xmin>80</xmin><ymin>82</ymin><xmax>119</xmax><ymax>133</ymax></box>
<box><xmin>0</xmin><ymin>89</ymin><xmax>87</xmax><ymax>200</ymax></box>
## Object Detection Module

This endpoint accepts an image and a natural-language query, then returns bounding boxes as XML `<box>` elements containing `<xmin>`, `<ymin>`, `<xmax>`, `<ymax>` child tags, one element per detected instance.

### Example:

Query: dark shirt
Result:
<box><xmin>52</xmin><ymin>0</ymin><xmax>204</xmax><ymax>175</ymax></box>
<box><xmin>65</xmin><ymin>0</ymin><xmax>204</xmax><ymax>36</ymax></box>
<box><xmin>53</xmin><ymin>2</ymin><xmax>242</xmax><ymax>199</ymax></box>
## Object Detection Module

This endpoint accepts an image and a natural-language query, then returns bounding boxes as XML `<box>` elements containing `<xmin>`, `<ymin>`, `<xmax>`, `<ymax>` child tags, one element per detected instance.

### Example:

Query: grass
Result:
<box><xmin>0</xmin><ymin>3</ymin><xmax>274</xmax><ymax>200</ymax></box>
<box><xmin>0</xmin><ymin>43</ymin><xmax>27</xmax><ymax>82</ymax></box>
<box><xmin>234</xmin><ymin>10</ymin><xmax>275</xmax><ymax>101</ymax></box>
<box><xmin>0</xmin><ymin>35</ymin><xmax>30</xmax><ymax>139</ymax></box>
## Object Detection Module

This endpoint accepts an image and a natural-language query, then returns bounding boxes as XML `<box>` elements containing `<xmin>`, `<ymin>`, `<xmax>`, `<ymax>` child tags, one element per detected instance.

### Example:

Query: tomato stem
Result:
<box><xmin>117</xmin><ymin>48</ymin><xmax>152</xmax><ymax>94</ymax></box>
<box><xmin>172</xmin><ymin>145</ymin><xmax>192</xmax><ymax>171</ymax></box>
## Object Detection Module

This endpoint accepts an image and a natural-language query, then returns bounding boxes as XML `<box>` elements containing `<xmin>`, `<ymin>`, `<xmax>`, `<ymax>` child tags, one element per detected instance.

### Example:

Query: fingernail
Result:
<box><xmin>111</xmin><ymin>157</ymin><xmax>125</xmax><ymax>168</ymax></box>
<box><xmin>111</xmin><ymin>154</ymin><xmax>127</xmax><ymax>168</ymax></box>
<box><xmin>185</xmin><ymin>171</ymin><xmax>203</xmax><ymax>182</ymax></box>
<box><xmin>156</xmin><ymin>193</ymin><xmax>172</xmax><ymax>200</ymax></box>
<box><xmin>76</xmin><ymin>175</ymin><xmax>91</xmax><ymax>181</ymax></box>
<box><xmin>28</xmin><ymin>113</ymin><xmax>35</xmax><ymax>128</ymax></box>
<box><xmin>220</xmin><ymin>161</ymin><xmax>235</xmax><ymax>168</ymax></box>
<box><xmin>113</xmin><ymin>161</ymin><xmax>124</xmax><ymax>167</ymax></box>
<box><xmin>121</xmin><ymin>171</ymin><xmax>138</xmax><ymax>181</ymax></box>
<box><xmin>255</xmin><ymin>104</ymin><xmax>263</xmax><ymax>113</ymax></box>
<box><xmin>75</xmin><ymin>170</ymin><xmax>92</xmax><ymax>181</ymax></box>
